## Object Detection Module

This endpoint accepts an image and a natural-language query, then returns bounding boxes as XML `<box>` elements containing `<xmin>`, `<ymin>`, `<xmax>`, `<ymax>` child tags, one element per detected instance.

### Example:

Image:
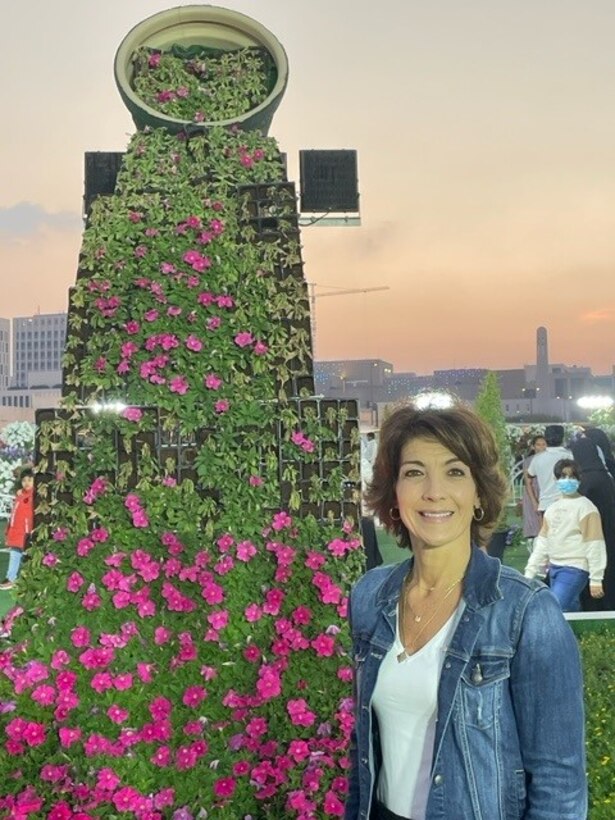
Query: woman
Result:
<box><xmin>0</xmin><ymin>467</ymin><xmax>34</xmax><ymax>590</ymax></box>
<box><xmin>570</xmin><ymin>434</ymin><xmax>615</xmax><ymax>611</ymax></box>
<box><xmin>521</xmin><ymin>434</ymin><xmax>546</xmax><ymax>543</ymax></box>
<box><xmin>345</xmin><ymin>403</ymin><xmax>586</xmax><ymax>820</ymax></box>
<box><xmin>584</xmin><ymin>427</ymin><xmax>615</xmax><ymax>482</ymax></box>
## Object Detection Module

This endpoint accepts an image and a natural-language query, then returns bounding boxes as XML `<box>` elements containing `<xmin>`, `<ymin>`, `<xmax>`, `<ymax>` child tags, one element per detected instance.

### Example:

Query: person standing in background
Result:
<box><xmin>570</xmin><ymin>434</ymin><xmax>615</xmax><ymax>610</ymax></box>
<box><xmin>525</xmin><ymin>459</ymin><xmax>606</xmax><ymax>612</ymax></box>
<box><xmin>584</xmin><ymin>427</ymin><xmax>615</xmax><ymax>482</ymax></box>
<box><xmin>522</xmin><ymin>434</ymin><xmax>547</xmax><ymax>546</ymax></box>
<box><xmin>526</xmin><ymin>424</ymin><xmax>572</xmax><ymax>516</ymax></box>
<box><xmin>0</xmin><ymin>468</ymin><xmax>34</xmax><ymax>590</ymax></box>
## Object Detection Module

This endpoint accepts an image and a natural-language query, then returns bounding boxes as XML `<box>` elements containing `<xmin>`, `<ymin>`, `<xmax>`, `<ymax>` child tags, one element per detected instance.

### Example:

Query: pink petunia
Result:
<box><xmin>169</xmin><ymin>375</ymin><xmax>189</xmax><ymax>394</ymax></box>
<box><xmin>204</xmin><ymin>373</ymin><xmax>222</xmax><ymax>390</ymax></box>
<box><xmin>234</xmin><ymin>331</ymin><xmax>254</xmax><ymax>348</ymax></box>
<box><xmin>213</xmin><ymin>777</ymin><xmax>236</xmax><ymax>798</ymax></box>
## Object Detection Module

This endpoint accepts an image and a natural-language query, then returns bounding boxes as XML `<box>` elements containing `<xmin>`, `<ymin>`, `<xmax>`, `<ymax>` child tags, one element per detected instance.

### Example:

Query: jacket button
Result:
<box><xmin>361</xmin><ymin>757</ymin><xmax>368</xmax><ymax>765</ymax></box>
<box><xmin>434</xmin><ymin>774</ymin><xmax>443</xmax><ymax>785</ymax></box>
<box><xmin>444</xmin><ymin>662</ymin><xmax>451</xmax><ymax>669</ymax></box>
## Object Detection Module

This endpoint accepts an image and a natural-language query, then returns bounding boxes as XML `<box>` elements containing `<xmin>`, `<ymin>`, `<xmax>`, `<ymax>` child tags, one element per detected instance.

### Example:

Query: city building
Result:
<box><xmin>12</xmin><ymin>312</ymin><xmax>67</xmax><ymax>389</ymax></box>
<box><xmin>316</xmin><ymin>325</ymin><xmax>612</xmax><ymax>425</ymax></box>
<box><xmin>0</xmin><ymin>318</ymin><xmax>9</xmax><ymax>391</ymax></box>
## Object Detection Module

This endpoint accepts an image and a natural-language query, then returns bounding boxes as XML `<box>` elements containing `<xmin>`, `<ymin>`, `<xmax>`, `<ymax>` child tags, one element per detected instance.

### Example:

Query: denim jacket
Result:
<box><xmin>345</xmin><ymin>547</ymin><xmax>587</xmax><ymax>820</ymax></box>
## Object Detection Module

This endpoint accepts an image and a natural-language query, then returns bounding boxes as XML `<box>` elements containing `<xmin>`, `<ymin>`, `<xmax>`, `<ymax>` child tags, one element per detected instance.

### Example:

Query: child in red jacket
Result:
<box><xmin>0</xmin><ymin>468</ymin><xmax>34</xmax><ymax>590</ymax></box>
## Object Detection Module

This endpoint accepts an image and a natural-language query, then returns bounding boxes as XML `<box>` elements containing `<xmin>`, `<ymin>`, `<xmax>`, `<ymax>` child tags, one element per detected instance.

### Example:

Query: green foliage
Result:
<box><xmin>0</xmin><ymin>55</ymin><xmax>361</xmax><ymax>818</ymax></box>
<box><xmin>475</xmin><ymin>372</ymin><xmax>511</xmax><ymax>470</ymax></box>
<box><xmin>579</xmin><ymin>628</ymin><xmax>615</xmax><ymax>817</ymax></box>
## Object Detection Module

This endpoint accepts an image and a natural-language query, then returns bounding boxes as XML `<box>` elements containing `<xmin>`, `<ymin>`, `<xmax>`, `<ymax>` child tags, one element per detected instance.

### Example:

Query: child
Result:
<box><xmin>525</xmin><ymin>458</ymin><xmax>606</xmax><ymax>612</ymax></box>
<box><xmin>0</xmin><ymin>467</ymin><xmax>34</xmax><ymax>590</ymax></box>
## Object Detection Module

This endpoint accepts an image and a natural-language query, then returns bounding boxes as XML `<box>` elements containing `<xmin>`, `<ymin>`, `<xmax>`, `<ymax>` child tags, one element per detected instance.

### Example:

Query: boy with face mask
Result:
<box><xmin>524</xmin><ymin>459</ymin><xmax>606</xmax><ymax>612</ymax></box>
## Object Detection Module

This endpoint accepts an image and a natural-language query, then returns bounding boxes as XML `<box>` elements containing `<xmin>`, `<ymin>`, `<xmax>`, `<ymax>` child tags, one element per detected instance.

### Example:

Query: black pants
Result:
<box><xmin>370</xmin><ymin>801</ymin><xmax>412</xmax><ymax>820</ymax></box>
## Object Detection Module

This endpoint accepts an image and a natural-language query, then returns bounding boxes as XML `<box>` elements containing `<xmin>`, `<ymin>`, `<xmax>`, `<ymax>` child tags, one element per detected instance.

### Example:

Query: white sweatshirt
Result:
<box><xmin>525</xmin><ymin>495</ymin><xmax>607</xmax><ymax>583</ymax></box>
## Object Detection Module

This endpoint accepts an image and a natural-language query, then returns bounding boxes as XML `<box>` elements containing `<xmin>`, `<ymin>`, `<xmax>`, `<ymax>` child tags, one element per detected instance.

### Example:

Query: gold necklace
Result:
<box><xmin>396</xmin><ymin>572</ymin><xmax>464</xmax><ymax>663</ymax></box>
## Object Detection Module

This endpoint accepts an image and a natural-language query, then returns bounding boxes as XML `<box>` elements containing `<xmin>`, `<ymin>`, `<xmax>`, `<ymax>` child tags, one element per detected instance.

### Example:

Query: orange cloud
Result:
<box><xmin>579</xmin><ymin>309</ymin><xmax>613</xmax><ymax>324</ymax></box>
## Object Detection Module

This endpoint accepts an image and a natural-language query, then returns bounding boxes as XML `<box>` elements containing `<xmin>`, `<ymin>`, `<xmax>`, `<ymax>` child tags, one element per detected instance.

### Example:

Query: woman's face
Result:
<box><xmin>533</xmin><ymin>437</ymin><xmax>547</xmax><ymax>453</ymax></box>
<box><xmin>395</xmin><ymin>436</ymin><xmax>480</xmax><ymax>553</ymax></box>
<box><xmin>21</xmin><ymin>476</ymin><xmax>34</xmax><ymax>491</ymax></box>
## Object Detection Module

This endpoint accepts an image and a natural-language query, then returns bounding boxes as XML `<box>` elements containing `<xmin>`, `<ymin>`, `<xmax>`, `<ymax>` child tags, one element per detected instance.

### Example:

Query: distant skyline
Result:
<box><xmin>2</xmin><ymin>1</ymin><xmax>615</xmax><ymax>373</ymax></box>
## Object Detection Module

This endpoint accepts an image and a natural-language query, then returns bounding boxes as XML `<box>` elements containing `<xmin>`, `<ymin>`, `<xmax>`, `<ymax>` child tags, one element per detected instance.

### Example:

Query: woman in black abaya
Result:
<box><xmin>570</xmin><ymin>435</ymin><xmax>615</xmax><ymax>610</ymax></box>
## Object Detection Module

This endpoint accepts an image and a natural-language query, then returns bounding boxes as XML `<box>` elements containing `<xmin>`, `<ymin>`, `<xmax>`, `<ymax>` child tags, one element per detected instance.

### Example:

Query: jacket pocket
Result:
<box><xmin>460</xmin><ymin>656</ymin><xmax>511</xmax><ymax>729</ymax></box>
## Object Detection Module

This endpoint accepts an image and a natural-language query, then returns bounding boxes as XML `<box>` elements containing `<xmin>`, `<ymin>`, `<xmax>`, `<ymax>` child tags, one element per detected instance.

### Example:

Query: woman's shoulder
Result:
<box><xmin>350</xmin><ymin>561</ymin><xmax>408</xmax><ymax>621</ymax></box>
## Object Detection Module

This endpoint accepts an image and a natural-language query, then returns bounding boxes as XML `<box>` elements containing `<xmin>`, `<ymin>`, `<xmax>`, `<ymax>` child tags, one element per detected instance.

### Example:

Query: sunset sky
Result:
<box><xmin>2</xmin><ymin>0</ymin><xmax>615</xmax><ymax>374</ymax></box>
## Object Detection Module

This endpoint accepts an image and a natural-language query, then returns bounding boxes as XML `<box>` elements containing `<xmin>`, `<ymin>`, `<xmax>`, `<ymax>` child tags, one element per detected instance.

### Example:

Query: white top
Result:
<box><xmin>527</xmin><ymin>447</ymin><xmax>572</xmax><ymax>512</ymax></box>
<box><xmin>527</xmin><ymin>446</ymin><xmax>573</xmax><ymax>511</ymax></box>
<box><xmin>525</xmin><ymin>495</ymin><xmax>607</xmax><ymax>582</ymax></box>
<box><xmin>372</xmin><ymin>604</ymin><xmax>463</xmax><ymax>820</ymax></box>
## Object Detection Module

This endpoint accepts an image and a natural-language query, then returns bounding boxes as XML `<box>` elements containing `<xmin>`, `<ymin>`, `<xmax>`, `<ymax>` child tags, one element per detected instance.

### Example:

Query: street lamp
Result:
<box><xmin>576</xmin><ymin>395</ymin><xmax>614</xmax><ymax>410</ymax></box>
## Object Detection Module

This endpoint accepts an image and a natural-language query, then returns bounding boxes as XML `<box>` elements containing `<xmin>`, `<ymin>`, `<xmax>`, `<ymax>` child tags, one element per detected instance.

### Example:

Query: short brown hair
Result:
<box><xmin>365</xmin><ymin>403</ymin><xmax>509</xmax><ymax>548</ymax></box>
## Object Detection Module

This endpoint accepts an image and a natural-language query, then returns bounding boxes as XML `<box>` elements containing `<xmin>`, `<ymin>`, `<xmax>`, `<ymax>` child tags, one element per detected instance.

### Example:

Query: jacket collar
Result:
<box><xmin>376</xmin><ymin>545</ymin><xmax>503</xmax><ymax>612</ymax></box>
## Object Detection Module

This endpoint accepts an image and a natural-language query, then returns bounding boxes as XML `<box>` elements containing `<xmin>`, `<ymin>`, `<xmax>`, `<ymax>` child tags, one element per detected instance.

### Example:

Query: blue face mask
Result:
<box><xmin>557</xmin><ymin>477</ymin><xmax>580</xmax><ymax>495</ymax></box>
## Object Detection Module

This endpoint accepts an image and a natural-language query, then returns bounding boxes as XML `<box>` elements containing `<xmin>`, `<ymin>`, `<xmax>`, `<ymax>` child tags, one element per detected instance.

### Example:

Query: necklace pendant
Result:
<box><xmin>396</xmin><ymin>649</ymin><xmax>407</xmax><ymax>663</ymax></box>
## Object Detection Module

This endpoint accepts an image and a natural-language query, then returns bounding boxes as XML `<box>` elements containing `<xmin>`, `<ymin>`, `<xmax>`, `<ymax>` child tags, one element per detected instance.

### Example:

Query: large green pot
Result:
<box><xmin>114</xmin><ymin>5</ymin><xmax>289</xmax><ymax>135</ymax></box>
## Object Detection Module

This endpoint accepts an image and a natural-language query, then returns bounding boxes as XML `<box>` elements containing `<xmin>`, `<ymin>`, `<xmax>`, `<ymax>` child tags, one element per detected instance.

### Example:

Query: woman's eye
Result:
<box><xmin>448</xmin><ymin>468</ymin><xmax>466</xmax><ymax>477</ymax></box>
<box><xmin>402</xmin><ymin>469</ymin><xmax>422</xmax><ymax>478</ymax></box>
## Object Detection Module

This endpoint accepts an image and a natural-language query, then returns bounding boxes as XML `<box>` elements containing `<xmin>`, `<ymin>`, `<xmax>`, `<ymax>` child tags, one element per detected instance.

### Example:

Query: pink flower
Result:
<box><xmin>52</xmin><ymin>527</ymin><xmax>68</xmax><ymax>541</ymax></box>
<box><xmin>149</xmin><ymin>696</ymin><xmax>172</xmax><ymax>720</ymax></box>
<box><xmin>214</xmin><ymin>399</ymin><xmax>230</xmax><ymax>414</ymax></box>
<box><xmin>213</xmin><ymin>777</ymin><xmax>236</xmax><ymax>798</ymax></box>
<box><xmin>234</xmin><ymin>331</ymin><xmax>254</xmax><ymax>348</ymax></box>
<box><xmin>272</xmin><ymin>511</ymin><xmax>292</xmax><ymax>531</ymax></box>
<box><xmin>169</xmin><ymin>375</ymin><xmax>189</xmax><ymax>394</ymax></box>
<box><xmin>22</xmin><ymin>721</ymin><xmax>47</xmax><ymax>747</ymax></box>
<box><xmin>287</xmin><ymin>698</ymin><xmax>316</xmax><ymax>727</ymax></box>
<box><xmin>256</xmin><ymin>666</ymin><xmax>282</xmax><ymax>700</ymax></box>
<box><xmin>64</xmin><ymin>570</ymin><xmax>85</xmax><ymax>595</ymax></box>
<box><xmin>206</xmin><ymin>316</ymin><xmax>221</xmax><ymax>331</ymax></box>
<box><xmin>107</xmin><ymin>704</ymin><xmax>129</xmax><ymax>724</ymax></box>
<box><xmin>70</xmin><ymin>626</ymin><xmax>91</xmax><ymax>647</ymax></box>
<box><xmin>144</xmin><ymin>309</ymin><xmax>159</xmax><ymax>322</ymax></box>
<box><xmin>176</xmin><ymin>85</ymin><xmax>190</xmax><ymax>98</ymax></box>
<box><xmin>245</xmin><ymin>603</ymin><xmax>263</xmax><ymax>622</ymax></box>
<box><xmin>58</xmin><ymin>726</ymin><xmax>81</xmax><ymax>747</ymax></box>
<box><xmin>249</xmin><ymin>475</ymin><xmax>263</xmax><ymax>487</ymax></box>
<box><xmin>207</xmin><ymin>609</ymin><xmax>229</xmax><ymax>630</ymax></box>
<box><xmin>42</xmin><ymin>552</ymin><xmax>59</xmax><ymax>567</ymax></box>
<box><xmin>323</xmin><ymin>790</ymin><xmax>345</xmax><ymax>816</ymax></box>
<box><xmin>236</xmin><ymin>540</ymin><xmax>257</xmax><ymax>562</ymax></box>
<box><xmin>253</xmin><ymin>340</ymin><xmax>269</xmax><ymax>356</ymax></box>
<box><xmin>97</xmin><ymin>767</ymin><xmax>121</xmax><ymax>791</ymax></box>
<box><xmin>312</xmin><ymin>633</ymin><xmax>336</xmax><ymax>657</ymax></box>
<box><xmin>124</xmin><ymin>320</ymin><xmax>140</xmax><ymax>334</ymax></box>
<box><xmin>204</xmin><ymin>373</ymin><xmax>222</xmax><ymax>390</ymax></box>
<box><xmin>148</xmin><ymin>52</ymin><xmax>161</xmax><ymax>68</ymax></box>
<box><xmin>182</xmin><ymin>686</ymin><xmax>208</xmax><ymax>707</ymax></box>
<box><xmin>185</xmin><ymin>335</ymin><xmax>203</xmax><ymax>352</ymax></box>
<box><xmin>122</xmin><ymin>406</ymin><xmax>143</xmax><ymax>422</ymax></box>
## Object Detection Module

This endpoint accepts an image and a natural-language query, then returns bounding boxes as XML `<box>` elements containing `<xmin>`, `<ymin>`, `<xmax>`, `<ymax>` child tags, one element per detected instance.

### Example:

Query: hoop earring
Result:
<box><xmin>473</xmin><ymin>507</ymin><xmax>485</xmax><ymax>522</ymax></box>
<box><xmin>389</xmin><ymin>507</ymin><xmax>401</xmax><ymax>522</ymax></box>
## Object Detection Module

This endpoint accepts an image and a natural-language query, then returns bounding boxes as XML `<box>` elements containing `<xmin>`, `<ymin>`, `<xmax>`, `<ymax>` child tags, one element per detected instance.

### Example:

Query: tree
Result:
<box><xmin>475</xmin><ymin>372</ymin><xmax>512</xmax><ymax>531</ymax></box>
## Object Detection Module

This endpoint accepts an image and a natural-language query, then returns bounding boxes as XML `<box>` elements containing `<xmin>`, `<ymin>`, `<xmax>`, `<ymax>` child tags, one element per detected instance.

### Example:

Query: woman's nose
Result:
<box><xmin>422</xmin><ymin>476</ymin><xmax>446</xmax><ymax>500</ymax></box>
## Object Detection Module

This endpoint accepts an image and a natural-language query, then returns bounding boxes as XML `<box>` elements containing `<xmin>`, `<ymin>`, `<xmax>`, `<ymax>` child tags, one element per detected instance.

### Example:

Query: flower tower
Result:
<box><xmin>0</xmin><ymin>7</ymin><xmax>363</xmax><ymax>818</ymax></box>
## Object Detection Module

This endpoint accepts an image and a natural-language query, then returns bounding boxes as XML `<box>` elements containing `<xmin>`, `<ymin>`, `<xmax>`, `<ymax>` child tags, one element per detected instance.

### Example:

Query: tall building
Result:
<box><xmin>0</xmin><ymin>318</ymin><xmax>9</xmax><ymax>391</ymax></box>
<box><xmin>12</xmin><ymin>313</ymin><xmax>67</xmax><ymax>389</ymax></box>
<box><xmin>536</xmin><ymin>326</ymin><xmax>550</xmax><ymax>399</ymax></box>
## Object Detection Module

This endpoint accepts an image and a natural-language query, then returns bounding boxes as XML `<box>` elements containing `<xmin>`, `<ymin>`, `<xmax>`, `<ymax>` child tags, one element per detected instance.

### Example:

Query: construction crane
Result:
<box><xmin>308</xmin><ymin>283</ymin><xmax>390</xmax><ymax>342</ymax></box>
